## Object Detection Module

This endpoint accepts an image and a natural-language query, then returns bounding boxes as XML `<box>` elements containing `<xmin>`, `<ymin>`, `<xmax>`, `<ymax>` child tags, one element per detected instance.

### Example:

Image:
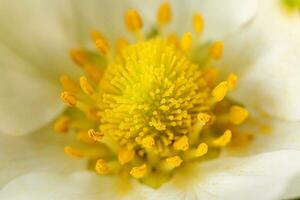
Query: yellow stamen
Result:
<box><xmin>173</xmin><ymin>136</ymin><xmax>189</xmax><ymax>151</ymax></box>
<box><xmin>64</xmin><ymin>146</ymin><xmax>84</xmax><ymax>158</ymax></box>
<box><xmin>212</xmin><ymin>81</ymin><xmax>228</xmax><ymax>102</ymax></box>
<box><xmin>60</xmin><ymin>75</ymin><xmax>78</xmax><ymax>93</ymax></box>
<box><xmin>70</xmin><ymin>49</ymin><xmax>87</xmax><ymax>67</ymax></box>
<box><xmin>61</xmin><ymin>92</ymin><xmax>77</xmax><ymax>106</ymax></box>
<box><xmin>193</xmin><ymin>12</ymin><xmax>204</xmax><ymax>35</ymax></box>
<box><xmin>118</xmin><ymin>148</ymin><xmax>135</xmax><ymax>165</ymax></box>
<box><xmin>210</xmin><ymin>41</ymin><xmax>224</xmax><ymax>60</ymax></box>
<box><xmin>227</xmin><ymin>73</ymin><xmax>238</xmax><ymax>90</ymax></box>
<box><xmin>141</xmin><ymin>136</ymin><xmax>155</xmax><ymax>149</ymax></box>
<box><xmin>116</xmin><ymin>37</ymin><xmax>129</xmax><ymax>54</ymax></box>
<box><xmin>213</xmin><ymin>129</ymin><xmax>232</xmax><ymax>147</ymax></box>
<box><xmin>157</xmin><ymin>1</ymin><xmax>172</xmax><ymax>26</ymax></box>
<box><xmin>95</xmin><ymin>159</ymin><xmax>110</xmax><ymax>175</ymax></box>
<box><xmin>229</xmin><ymin>106</ymin><xmax>249</xmax><ymax>125</ymax></box>
<box><xmin>88</xmin><ymin>129</ymin><xmax>104</xmax><ymax>142</ymax></box>
<box><xmin>195</xmin><ymin>143</ymin><xmax>208</xmax><ymax>157</ymax></box>
<box><xmin>197</xmin><ymin>113</ymin><xmax>211</xmax><ymax>124</ymax></box>
<box><xmin>180</xmin><ymin>32</ymin><xmax>193</xmax><ymax>52</ymax></box>
<box><xmin>130</xmin><ymin>164</ymin><xmax>147</xmax><ymax>178</ymax></box>
<box><xmin>76</xmin><ymin>131</ymin><xmax>96</xmax><ymax>144</ymax></box>
<box><xmin>79</xmin><ymin>76</ymin><xmax>94</xmax><ymax>96</ymax></box>
<box><xmin>91</xmin><ymin>31</ymin><xmax>109</xmax><ymax>56</ymax></box>
<box><xmin>165</xmin><ymin>156</ymin><xmax>183</xmax><ymax>168</ymax></box>
<box><xmin>124</xmin><ymin>9</ymin><xmax>143</xmax><ymax>32</ymax></box>
<box><xmin>54</xmin><ymin>116</ymin><xmax>71</xmax><ymax>133</ymax></box>
<box><xmin>83</xmin><ymin>65</ymin><xmax>103</xmax><ymax>83</ymax></box>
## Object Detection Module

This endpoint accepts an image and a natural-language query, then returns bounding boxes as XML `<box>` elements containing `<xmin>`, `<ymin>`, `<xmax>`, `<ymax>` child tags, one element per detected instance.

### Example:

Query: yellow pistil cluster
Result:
<box><xmin>55</xmin><ymin>1</ymin><xmax>249</xmax><ymax>188</ymax></box>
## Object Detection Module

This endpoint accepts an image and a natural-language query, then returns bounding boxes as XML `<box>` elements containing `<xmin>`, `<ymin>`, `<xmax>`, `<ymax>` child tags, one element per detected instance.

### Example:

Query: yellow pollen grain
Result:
<box><xmin>64</xmin><ymin>146</ymin><xmax>84</xmax><ymax>158</ymax></box>
<box><xmin>118</xmin><ymin>147</ymin><xmax>135</xmax><ymax>165</ymax></box>
<box><xmin>95</xmin><ymin>159</ymin><xmax>110</xmax><ymax>175</ymax></box>
<box><xmin>197</xmin><ymin>113</ymin><xmax>211</xmax><ymax>124</ymax></box>
<box><xmin>173</xmin><ymin>136</ymin><xmax>189</xmax><ymax>151</ymax></box>
<box><xmin>60</xmin><ymin>75</ymin><xmax>78</xmax><ymax>93</ymax></box>
<box><xmin>157</xmin><ymin>1</ymin><xmax>172</xmax><ymax>26</ymax></box>
<box><xmin>91</xmin><ymin>31</ymin><xmax>109</xmax><ymax>56</ymax></box>
<box><xmin>213</xmin><ymin>129</ymin><xmax>232</xmax><ymax>147</ymax></box>
<box><xmin>195</xmin><ymin>143</ymin><xmax>208</xmax><ymax>157</ymax></box>
<box><xmin>125</xmin><ymin>9</ymin><xmax>143</xmax><ymax>32</ymax></box>
<box><xmin>70</xmin><ymin>49</ymin><xmax>87</xmax><ymax>67</ymax></box>
<box><xmin>54</xmin><ymin>116</ymin><xmax>70</xmax><ymax>133</ymax></box>
<box><xmin>210</xmin><ymin>41</ymin><xmax>224</xmax><ymax>60</ymax></box>
<box><xmin>227</xmin><ymin>73</ymin><xmax>238</xmax><ymax>90</ymax></box>
<box><xmin>88</xmin><ymin>129</ymin><xmax>104</xmax><ymax>142</ymax></box>
<box><xmin>193</xmin><ymin>12</ymin><xmax>204</xmax><ymax>35</ymax></box>
<box><xmin>141</xmin><ymin>136</ymin><xmax>155</xmax><ymax>149</ymax></box>
<box><xmin>212</xmin><ymin>81</ymin><xmax>228</xmax><ymax>102</ymax></box>
<box><xmin>229</xmin><ymin>106</ymin><xmax>249</xmax><ymax>125</ymax></box>
<box><xmin>166</xmin><ymin>156</ymin><xmax>183</xmax><ymax>168</ymax></box>
<box><xmin>61</xmin><ymin>92</ymin><xmax>77</xmax><ymax>106</ymax></box>
<box><xmin>130</xmin><ymin>164</ymin><xmax>147</xmax><ymax>178</ymax></box>
<box><xmin>79</xmin><ymin>76</ymin><xmax>94</xmax><ymax>96</ymax></box>
<box><xmin>180</xmin><ymin>32</ymin><xmax>193</xmax><ymax>52</ymax></box>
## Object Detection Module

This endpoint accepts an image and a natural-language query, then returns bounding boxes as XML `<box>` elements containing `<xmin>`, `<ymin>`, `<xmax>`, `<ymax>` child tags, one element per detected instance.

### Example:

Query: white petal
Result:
<box><xmin>0</xmin><ymin>125</ymin><xmax>86</xmax><ymax>187</ymax></box>
<box><xmin>128</xmin><ymin>0</ymin><xmax>258</xmax><ymax>40</ymax></box>
<box><xmin>146</xmin><ymin>150</ymin><xmax>300</xmax><ymax>200</ymax></box>
<box><xmin>0</xmin><ymin>0</ymin><xmax>82</xmax><ymax>134</ymax></box>
<box><xmin>0</xmin><ymin>171</ymin><xmax>152</xmax><ymax>200</ymax></box>
<box><xmin>220</xmin><ymin>0</ymin><xmax>300</xmax><ymax>121</ymax></box>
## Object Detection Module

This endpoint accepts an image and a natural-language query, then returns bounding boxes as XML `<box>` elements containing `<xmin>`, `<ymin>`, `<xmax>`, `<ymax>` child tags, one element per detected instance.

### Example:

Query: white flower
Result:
<box><xmin>0</xmin><ymin>0</ymin><xmax>300</xmax><ymax>200</ymax></box>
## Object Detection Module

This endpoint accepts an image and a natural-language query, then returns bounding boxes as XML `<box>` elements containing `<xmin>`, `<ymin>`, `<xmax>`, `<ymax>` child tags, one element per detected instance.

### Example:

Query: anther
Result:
<box><xmin>166</xmin><ymin>156</ymin><xmax>183</xmax><ymax>168</ymax></box>
<box><xmin>229</xmin><ymin>106</ymin><xmax>248</xmax><ymax>125</ymax></box>
<box><xmin>60</xmin><ymin>75</ymin><xmax>79</xmax><ymax>93</ymax></box>
<box><xmin>195</xmin><ymin>143</ymin><xmax>208</xmax><ymax>157</ymax></box>
<box><xmin>125</xmin><ymin>9</ymin><xmax>143</xmax><ymax>32</ymax></box>
<box><xmin>70</xmin><ymin>49</ymin><xmax>87</xmax><ymax>67</ymax></box>
<box><xmin>197</xmin><ymin>113</ymin><xmax>211</xmax><ymax>124</ymax></box>
<box><xmin>116</xmin><ymin>37</ymin><xmax>129</xmax><ymax>54</ymax></box>
<box><xmin>95</xmin><ymin>159</ymin><xmax>110</xmax><ymax>175</ymax></box>
<box><xmin>64</xmin><ymin>146</ymin><xmax>84</xmax><ymax>158</ymax></box>
<box><xmin>79</xmin><ymin>76</ymin><xmax>94</xmax><ymax>96</ymax></box>
<box><xmin>210</xmin><ymin>41</ymin><xmax>224</xmax><ymax>60</ymax></box>
<box><xmin>213</xmin><ymin>129</ymin><xmax>232</xmax><ymax>147</ymax></box>
<box><xmin>54</xmin><ymin>116</ymin><xmax>71</xmax><ymax>133</ymax></box>
<box><xmin>193</xmin><ymin>12</ymin><xmax>204</xmax><ymax>35</ymax></box>
<box><xmin>130</xmin><ymin>164</ymin><xmax>147</xmax><ymax>178</ymax></box>
<box><xmin>88</xmin><ymin>129</ymin><xmax>104</xmax><ymax>142</ymax></box>
<box><xmin>91</xmin><ymin>31</ymin><xmax>109</xmax><ymax>56</ymax></box>
<box><xmin>157</xmin><ymin>1</ymin><xmax>171</xmax><ymax>26</ymax></box>
<box><xmin>61</xmin><ymin>92</ymin><xmax>77</xmax><ymax>106</ymax></box>
<box><xmin>141</xmin><ymin>136</ymin><xmax>155</xmax><ymax>149</ymax></box>
<box><xmin>118</xmin><ymin>147</ymin><xmax>135</xmax><ymax>165</ymax></box>
<box><xmin>173</xmin><ymin>136</ymin><xmax>189</xmax><ymax>151</ymax></box>
<box><xmin>227</xmin><ymin>73</ymin><xmax>238</xmax><ymax>90</ymax></box>
<box><xmin>180</xmin><ymin>32</ymin><xmax>193</xmax><ymax>52</ymax></box>
<box><xmin>212</xmin><ymin>81</ymin><xmax>228</xmax><ymax>102</ymax></box>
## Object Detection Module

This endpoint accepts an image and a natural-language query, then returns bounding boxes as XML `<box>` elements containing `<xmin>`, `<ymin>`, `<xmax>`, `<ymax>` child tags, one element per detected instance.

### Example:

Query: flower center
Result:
<box><xmin>54</xmin><ymin>1</ymin><xmax>249</xmax><ymax>188</ymax></box>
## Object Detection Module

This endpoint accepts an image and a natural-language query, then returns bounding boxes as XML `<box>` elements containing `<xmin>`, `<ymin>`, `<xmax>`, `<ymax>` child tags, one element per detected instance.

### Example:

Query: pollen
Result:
<box><xmin>55</xmin><ymin>1</ymin><xmax>250</xmax><ymax>189</ymax></box>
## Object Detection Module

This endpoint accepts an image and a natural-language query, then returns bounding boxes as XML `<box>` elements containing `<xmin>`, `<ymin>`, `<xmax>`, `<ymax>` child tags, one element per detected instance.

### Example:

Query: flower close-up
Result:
<box><xmin>0</xmin><ymin>0</ymin><xmax>300</xmax><ymax>200</ymax></box>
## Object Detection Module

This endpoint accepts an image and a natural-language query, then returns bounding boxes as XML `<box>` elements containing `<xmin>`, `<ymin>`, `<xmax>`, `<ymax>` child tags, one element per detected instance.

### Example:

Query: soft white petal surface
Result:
<box><xmin>129</xmin><ymin>0</ymin><xmax>257</xmax><ymax>41</ymax></box>
<box><xmin>1</xmin><ymin>151</ymin><xmax>300</xmax><ymax>200</ymax></box>
<box><xmin>0</xmin><ymin>0</ymin><xmax>81</xmax><ymax>135</ymax></box>
<box><xmin>220</xmin><ymin>0</ymin><xmax>300</xmax><ymax>121</ymax></box>
<box><xmin>0</xmin><ymin>125</ymin><xmax>86</xmax><ymax>188</ymax></box>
